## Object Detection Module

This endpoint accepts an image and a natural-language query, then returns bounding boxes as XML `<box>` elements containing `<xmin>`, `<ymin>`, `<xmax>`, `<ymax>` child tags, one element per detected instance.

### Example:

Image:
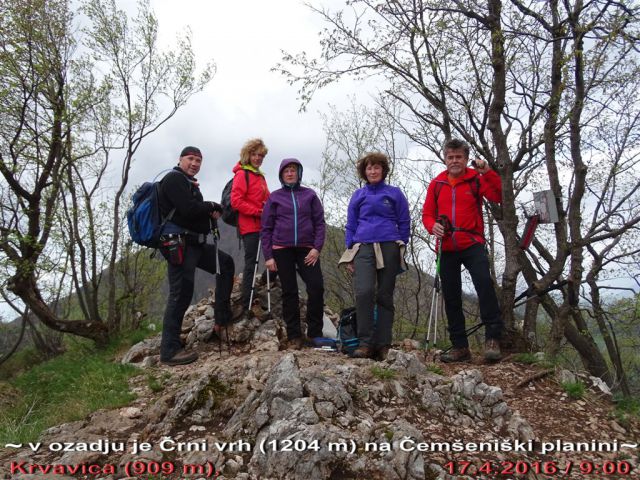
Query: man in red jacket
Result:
<box><xmin>422</xmin><ymin>138</ymin><xmax>503</xmax><ymax>363</ymax></box>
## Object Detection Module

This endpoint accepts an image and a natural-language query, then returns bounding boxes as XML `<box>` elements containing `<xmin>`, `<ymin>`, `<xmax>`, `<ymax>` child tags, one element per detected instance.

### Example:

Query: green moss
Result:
<box><xmin>425</xmin><ymin>363</ymin><xmax>444</xmax><ymax>375</ymax></box>
<box><xmin>513</xmin><ymin>352</ymin><xmax>539</xmax><ymax>364</ymax></box>
<box><xmin>193</xmin><ymin>376</ymin><xmax>234</xmax><ymax>410</ymax></box>
<box><xmin>370</xmin><ymin>366</ymin><xmax>396</xmax><ymax>380</ymax></box>
<box><xmin>147</xmin><ymin>374</ymin><xmax>164</xmax><ymax>393</ymax></box>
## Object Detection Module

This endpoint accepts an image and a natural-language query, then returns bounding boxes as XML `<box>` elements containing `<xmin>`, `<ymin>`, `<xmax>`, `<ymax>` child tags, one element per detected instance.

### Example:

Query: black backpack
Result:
<box><xmin>337</xmin><ymin>307</ymin><xmax>358</xmax><ymax>355</ymax></box>
<box><xmin>221</xmin><ymin>169</ymin><xmax>250</xmax><ymax>227</ymax></box>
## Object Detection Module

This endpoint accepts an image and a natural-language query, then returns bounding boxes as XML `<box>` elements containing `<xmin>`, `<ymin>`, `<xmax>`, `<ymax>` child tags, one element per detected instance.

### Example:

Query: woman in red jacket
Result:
<box><xmin>231</xmin><ymin>138</ymin><xmax>270</xmax><ymax>311</ymax></box>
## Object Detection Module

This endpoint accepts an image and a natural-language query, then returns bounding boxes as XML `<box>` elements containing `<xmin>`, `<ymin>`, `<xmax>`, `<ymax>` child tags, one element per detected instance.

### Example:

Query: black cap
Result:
<box><xmin>180</xmin><ymin>146</ymin><xmax>202</xmax><ymax>158</ymax></box>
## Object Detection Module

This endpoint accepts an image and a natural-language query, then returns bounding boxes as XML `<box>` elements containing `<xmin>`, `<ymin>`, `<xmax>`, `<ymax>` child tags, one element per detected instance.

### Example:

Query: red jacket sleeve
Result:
<box><xmin>422</xmin><ymin>181</ymin><xmax>438</xmax><ymax>234</ymax></box>
<box><xmin>479</xmin><ymin>169</ymin><xmax>502</xmax><ymax>203</ymax></box>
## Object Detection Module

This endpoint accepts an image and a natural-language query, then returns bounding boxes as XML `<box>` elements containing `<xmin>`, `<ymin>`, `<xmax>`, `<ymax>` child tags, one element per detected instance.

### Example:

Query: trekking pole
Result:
<box><xmin>210</xmin><ymin>220</ymin><xmax>222</xmax><ymax>354</ymax></box>
<box><xmin>266</xmin><ymin>267</ymin><xmax>271</xmax><ymax>313</ymax></box>
<box><xmin>208</xmin><ymin>219</ymin><xmax>220</xmax><ymax>274</ymax></box>
<box><xmin>248</xmin><ymin>239</ymin><xmax>262</xmax><ymax>308</ymax></box>
<box><xmin>425</xmin><ymin>238</ymin><xmax>442</xmax><ymax>350</ymax></box>
<box><xmin>513</xmin><ymin>280</ymin><xmax>568</xmax><ymax>308</ymax></box>
<box><xmin>425</xmin><ymin>215</ymin><xmax>451</xmax><ymax>351</ymax></box>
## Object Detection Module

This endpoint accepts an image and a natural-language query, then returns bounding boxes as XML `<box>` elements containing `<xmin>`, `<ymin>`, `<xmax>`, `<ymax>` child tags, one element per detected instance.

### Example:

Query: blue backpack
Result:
<box><xmin>127</xmin><ymin>171</ymin><xmax>177</xmax><ymax>248</ymax></box>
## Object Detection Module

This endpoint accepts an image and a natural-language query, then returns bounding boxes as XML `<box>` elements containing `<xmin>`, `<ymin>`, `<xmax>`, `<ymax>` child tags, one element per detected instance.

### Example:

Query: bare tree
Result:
<box><xmin>0</xmin><ymin>0</ymin><xmax>213</xmax><ymax>343</ymax></box>
<box><xmin>81</xmin><ymin>0</ymin><xmax>214</xmax><ymax>331</ymax></box>
<box><xmin>277</xmin><ymin>0</ymin><xmax>640</xmax><ymax>387</ymax></box>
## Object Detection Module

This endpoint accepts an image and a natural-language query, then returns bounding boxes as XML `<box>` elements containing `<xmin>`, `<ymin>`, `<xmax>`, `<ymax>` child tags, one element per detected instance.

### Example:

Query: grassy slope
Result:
<box><xmin>0</xmin><ymin>332</ymin><xmax>146</xmax><ymax>443</ymax></box>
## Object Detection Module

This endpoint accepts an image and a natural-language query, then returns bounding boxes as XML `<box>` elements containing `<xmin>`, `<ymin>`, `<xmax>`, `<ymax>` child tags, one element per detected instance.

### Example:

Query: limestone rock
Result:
<box><xmin>225</xmin><ymin>354</ymin><xmax>304</xmax><ymax>438</ymax></box>
<box><xmin>556</xmin><ymin>369</ymin><xmax>577</xmax><ymax>384</ymax></box>
<box><xmin>507</xmin><ymin>412</ymin><xmax>536</xmax><ymax>443</ymax></box>
<box><xmin>303</xmin><ymin>376</ymin><xmax>352</xmax><ymax>411</ymax></box>
<box><xmin>3</xmin><ymin>277</ymin><xmax>621</xmax><ymax>480</ymax></box>
<box><xmin>121</xmin><ymin>335</ymin><xmax>161</xmax><ymax>364</ymax></box>
<box><xmin>401</xmin><ymin>338</ymin><xmax>421</xmax><ymax>351</ymax></box>
<box><xmin>386</xmin><ymin>349</ymin><xmax>425</xmax><ymax>378</ymax></box>
<box><xmin>248</xmin><ymin>422</ymin><xmax>351</xmax><ymax>479</ymax></box>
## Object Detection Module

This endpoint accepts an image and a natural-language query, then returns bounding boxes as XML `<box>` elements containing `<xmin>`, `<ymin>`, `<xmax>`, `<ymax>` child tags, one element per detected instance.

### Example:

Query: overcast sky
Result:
<box><xmin>125</xmin><ymin>0</ymin><xmax>364</xmax><ymax>201</ymax></box>
<box><xmin>1</xmin><ymin>0</ymin><xmax>375</xmax><ymax>322</ymax></box>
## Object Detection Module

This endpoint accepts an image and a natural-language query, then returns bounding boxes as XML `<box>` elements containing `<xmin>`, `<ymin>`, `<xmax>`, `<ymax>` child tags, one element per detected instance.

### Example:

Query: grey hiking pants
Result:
<box><xmin>353</xmin><ymin>242</ymin><xmax>400</xmax><ymax>348</ymax></box>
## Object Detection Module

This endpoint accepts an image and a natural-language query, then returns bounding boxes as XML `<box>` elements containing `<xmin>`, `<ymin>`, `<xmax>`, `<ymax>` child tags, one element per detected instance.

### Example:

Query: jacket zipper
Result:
<box><xmin>451</xmin><ymin>186</ymin><xmax>459</xmax><ymax>251</ymax></box>
<box><xmin>290</xmin><ymin>189</ymin><xmax>298</xmax><ymax>245</ymax></box>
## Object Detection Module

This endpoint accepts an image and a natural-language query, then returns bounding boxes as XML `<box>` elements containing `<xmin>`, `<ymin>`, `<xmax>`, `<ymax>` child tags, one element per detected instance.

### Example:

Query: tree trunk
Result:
<box><xmin>9</xmin><ymin>273</ymin><xmax>109</xmax><ymax>345</ymax></box>
<box><xmin>564</xmin><ymin>316</ymin><xmax>614</xmax><ymax>387</ymax></box>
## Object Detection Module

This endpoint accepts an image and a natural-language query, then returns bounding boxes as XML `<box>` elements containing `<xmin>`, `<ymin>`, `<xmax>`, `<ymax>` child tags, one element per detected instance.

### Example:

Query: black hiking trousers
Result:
<box><xmin>439</xmin><ymin>243</ymin><xmax>503</xmax><ymax>349</ymax></box>
<box><xmin>241</xmin><ymin>232</ymin><xmax>260</xmax><ymax>309</ymax></box>
<box><xmin>272</xmin><ymin>247</ymin><xmax>325</xmax><ymax>340</ymax></box>
<box><xmin>160</xmin><ymin>241</ymin><xmax>234</xmax><ymax>362</ymax></box>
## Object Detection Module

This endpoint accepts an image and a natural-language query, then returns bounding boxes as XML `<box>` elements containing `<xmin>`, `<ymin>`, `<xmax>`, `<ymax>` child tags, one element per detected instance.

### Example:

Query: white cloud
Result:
<box><xmin>127</xmin><ymin>0</ymin><xmax>359</xmax><ymax>199</ymax></box>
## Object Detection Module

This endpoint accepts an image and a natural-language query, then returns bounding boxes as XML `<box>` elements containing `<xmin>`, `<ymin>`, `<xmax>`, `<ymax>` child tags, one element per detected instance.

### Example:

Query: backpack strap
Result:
<box><xmin>156</xmin><ymin>185</ymin><xmax>176</xmax><ymax>231</ymax></box>
<box><xmin>158</xmin><ymin>169</ymin><xmax>196</xmax><ymax>236</ymax></box>
<box><xmin>433</xmin><ymin>181</ymin><xmax>444</xmax><ymax>219</ymax></box>
<box><xmin>235</xmin><ymin>169</ymin><xmax>252</xmax><ymax>247</ymax></box>
<box><xmin>433</xmin><ymin>175</ymin><xmax>484</xmax><ymax>240</ymax></box>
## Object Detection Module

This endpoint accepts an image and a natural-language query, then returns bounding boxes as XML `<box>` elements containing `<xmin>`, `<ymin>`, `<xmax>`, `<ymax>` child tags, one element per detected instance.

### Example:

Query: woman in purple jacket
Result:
<box><xmin>345</xmin><ymin>152</ymin><xmax>410</xmax><ymax>360</ymax></box>
<box><xmin>261</xmin><ymin>158</ymin><xmax>326</xmax><ymax>349</ymax></box>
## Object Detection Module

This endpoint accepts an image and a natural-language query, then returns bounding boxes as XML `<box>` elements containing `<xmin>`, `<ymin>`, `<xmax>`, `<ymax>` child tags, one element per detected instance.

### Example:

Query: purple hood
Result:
<box><xmin>260</xmin><ymin>159</ymin><xmax>325</xmax><ymax>259</ymax></box>
<box><xmin>278</xmin><ymin>158</ymin><xmax>303</xmax><ymax>187</ymax></box>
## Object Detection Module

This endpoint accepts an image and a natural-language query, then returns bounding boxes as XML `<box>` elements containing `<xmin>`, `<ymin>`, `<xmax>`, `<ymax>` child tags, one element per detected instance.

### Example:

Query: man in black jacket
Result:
<box><xmin>157</xmin><ymin>146</ymin><xmax>234</xmax><ymax>366</ymax></box>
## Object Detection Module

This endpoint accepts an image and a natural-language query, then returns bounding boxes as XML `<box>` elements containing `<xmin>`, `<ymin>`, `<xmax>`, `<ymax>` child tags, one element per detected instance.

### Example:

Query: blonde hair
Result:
<box><xmin>239</xmin><ymin>138</ymin><xmax>268</xmax><ymax>165</ymax></box>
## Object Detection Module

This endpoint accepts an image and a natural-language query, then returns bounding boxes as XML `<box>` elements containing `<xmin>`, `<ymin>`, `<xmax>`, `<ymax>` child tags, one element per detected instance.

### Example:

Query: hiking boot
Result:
<box><xmin>484</xmin><ymin>339</ymin><xmax>502</xmax><ymax>362</ymax></box>
<box><xmin>440</xmin><ymin>347</ymin><xmax>471</xmax><ymax>363</ymax></box>
<box><xmin>352</xmin><ymin>346</ymin><xmax>374</xmax><ymax>359</ymax></box>
<box><xmin>287</xmin><ymin>337</ymin><xmax>304</xmax><ymax>350</ymax></box>
<box><xmin>302</xmin><ymin>335</ymin><xmax>318</xmax><ymax>348</ymax></box>
<box><xmin>375</xmin><ymin>345</ymin><xmax>391</xmax><ymax>361</ymax></box>
<box><xmin>162</xmin><ymin>349</ymin><xmax>198</xmax><ymax>366</ymax></box>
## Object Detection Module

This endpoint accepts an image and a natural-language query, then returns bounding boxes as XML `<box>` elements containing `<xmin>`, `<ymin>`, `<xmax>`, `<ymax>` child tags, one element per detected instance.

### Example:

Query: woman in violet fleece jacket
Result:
<box><xmin>345</xmin><ymin>152</ymin><xmax>410</xmax><ymax>360</ymax></box>
<box><xmin>260</xmin><ymin>158</ymin><xmax>326</xmax><ymax>349</ymax></box>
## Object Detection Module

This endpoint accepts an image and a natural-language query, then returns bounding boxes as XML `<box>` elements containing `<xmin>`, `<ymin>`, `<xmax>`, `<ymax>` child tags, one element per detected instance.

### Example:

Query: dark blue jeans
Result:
<box><xmin>272</xmin><ymin>247</ymin><xmax>324</xmax><ymax>340</ymax></box>
<box><xmin>161</xmin><ymin>242</ymin><xmax>234</xmax><ymax>361</ymax></box>
<box><xmin>439</xmin><ymin>243</ymin><xmax>503</xmax><ymax>348</ymax></box>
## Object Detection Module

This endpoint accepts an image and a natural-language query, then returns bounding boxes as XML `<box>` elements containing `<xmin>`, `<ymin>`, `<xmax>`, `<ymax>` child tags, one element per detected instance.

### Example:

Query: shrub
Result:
<box><xmin>561</xmin><ymin>380</ymin><xmax>586</xmax><ymax>400</ymax></box>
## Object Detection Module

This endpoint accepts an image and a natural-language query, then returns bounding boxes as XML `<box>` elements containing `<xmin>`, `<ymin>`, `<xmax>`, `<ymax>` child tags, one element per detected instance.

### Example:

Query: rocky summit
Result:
<box><xmin>1</xmin><ymin>277</ymin><xmax>638</xmax><ymax>479</ymax></box>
